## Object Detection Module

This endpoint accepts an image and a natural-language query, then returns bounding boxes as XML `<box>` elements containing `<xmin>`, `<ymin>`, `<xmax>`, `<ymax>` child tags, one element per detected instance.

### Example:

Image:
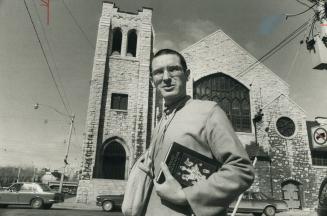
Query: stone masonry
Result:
<box><xmin>77</xmin><ymin>2</ymin><xmax>153</xmax><ymax>203</ymax></box>
<box><xmin>181</xmin><ymin>30</ymin><xmax>319</xmax><ymax>208</ymax></box>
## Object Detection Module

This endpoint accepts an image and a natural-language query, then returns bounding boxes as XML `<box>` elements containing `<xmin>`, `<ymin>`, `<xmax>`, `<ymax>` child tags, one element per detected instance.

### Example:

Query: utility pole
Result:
<box><xmin>58</xmin><ymin>114</ymin><xmax>75</xmax><ymax>193</ymax></box>
<box><xmin>17</xmin><ymin>168</ymin><xmax>21</xmax><ymax>183</ymax></box>
<box><xmin>34</xmin><ymin>103</ymin><xmax>75</xmax><ymax>193</ymax></box>
<box><xmin>40</xmin><ymin>0</ymin><xmax>50</xmax><ymax>25</ymax></box>
<box><xmin>304</xmin><ymin>0</ymin><xmax>327</xmax><ymax>69</ymax></box>
<box><xmin>316</xmin><ymin>0</ymin><xmax>327</xmax><ymax>36</ymax></box>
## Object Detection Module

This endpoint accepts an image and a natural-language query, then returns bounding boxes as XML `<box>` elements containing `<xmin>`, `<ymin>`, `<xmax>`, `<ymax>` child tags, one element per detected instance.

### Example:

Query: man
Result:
<box><xmin>143</xmin><ymin>49</ymin><xmax>254</xmax><ymax>216</ymax></box>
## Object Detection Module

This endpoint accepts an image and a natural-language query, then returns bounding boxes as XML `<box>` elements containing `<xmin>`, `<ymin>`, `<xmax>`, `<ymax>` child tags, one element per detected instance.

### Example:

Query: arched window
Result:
<box><xmin>194</xmin><ymin>73</ymin><xmax>251</xmax><ymax>132</ymax></box>
<box><xmin>126</xmin><ymin>29</ymin><xmax>137</xmax><ymax>57</ymax></box>
<box><xmin>111</xmin><ymin>28</ymin><xmax>122</xmax><ymax>55</ymax></box>
<box><xmin>102</xmin><ymin>141</ymin><xmax>126</xmax><ymax>179</ymax></box>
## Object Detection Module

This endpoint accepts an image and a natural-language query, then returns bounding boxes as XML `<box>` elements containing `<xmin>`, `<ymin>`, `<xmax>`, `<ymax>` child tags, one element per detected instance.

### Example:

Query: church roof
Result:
<box><xmin>181</xmin><ymin>29</ymin><xmax>289</xmax><ymax>88</ymax></box>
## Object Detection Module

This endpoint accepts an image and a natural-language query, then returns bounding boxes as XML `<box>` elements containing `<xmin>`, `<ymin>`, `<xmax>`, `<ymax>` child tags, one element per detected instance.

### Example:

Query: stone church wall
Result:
<box><xmin>181</xmin><ymin>30</ymin><xmax>319</xmax><ymax>208</ymax></box>
<box><xmin>77</xmin><ymin>2</ymin><xmax>153</xmax><ymax>203</ymax></box>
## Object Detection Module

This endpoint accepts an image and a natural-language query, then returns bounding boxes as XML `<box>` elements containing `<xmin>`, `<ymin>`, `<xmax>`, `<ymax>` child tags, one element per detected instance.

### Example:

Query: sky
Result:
<box><xmin>0</xmin><ymin>0</ymin><xmax>326</xmax><ymax>170</ymax></box>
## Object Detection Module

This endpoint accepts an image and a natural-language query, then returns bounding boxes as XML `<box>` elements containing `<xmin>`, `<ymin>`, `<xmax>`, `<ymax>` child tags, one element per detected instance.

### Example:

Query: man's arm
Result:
<box><xmin>182</xmin><ymin>105</ymin><xmax>255</xmax><ymax>216</ymax></box>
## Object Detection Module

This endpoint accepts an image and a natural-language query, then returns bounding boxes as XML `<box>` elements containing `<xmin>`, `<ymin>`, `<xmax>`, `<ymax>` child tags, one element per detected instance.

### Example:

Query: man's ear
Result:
<box><xmin>185</xmin><ymin>69</ymin><xmax>190</xmax><ymax>81</ymax></box>
<box><xmin>150</xmin><ymin>76</ymin><xmax>155</xmax><ymax>87</ymax></box>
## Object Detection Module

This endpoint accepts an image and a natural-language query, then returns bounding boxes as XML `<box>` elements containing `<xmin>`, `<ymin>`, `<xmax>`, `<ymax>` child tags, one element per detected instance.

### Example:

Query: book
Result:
<box><xmin>156</xmin><ymin>142</ymin><xmax>220</xmax><ymax>188</ymax></box>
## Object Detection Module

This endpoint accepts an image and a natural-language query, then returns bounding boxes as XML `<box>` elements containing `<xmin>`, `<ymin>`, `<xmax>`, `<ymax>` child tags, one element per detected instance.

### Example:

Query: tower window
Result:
<box><xmin>127</xmin><ymin>29</ymin><xmax>137</xmax><ymax>57</ymax></box>
<box><xmin>111</xmin><ymin>28</ymin><xmax>122</xmax><ymax>55</ymax></box>
<box><xmin>111</xmin><ymin>93</ymin><xmax>128</xmax><ymax>110</ymax></box>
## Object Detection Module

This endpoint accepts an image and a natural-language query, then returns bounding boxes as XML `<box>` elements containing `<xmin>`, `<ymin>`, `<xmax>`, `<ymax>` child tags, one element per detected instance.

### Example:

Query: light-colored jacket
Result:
<box><xmin>145</xmin><ymin>99</ymin><xmax>255</xmax><ymax>216</ymax></box>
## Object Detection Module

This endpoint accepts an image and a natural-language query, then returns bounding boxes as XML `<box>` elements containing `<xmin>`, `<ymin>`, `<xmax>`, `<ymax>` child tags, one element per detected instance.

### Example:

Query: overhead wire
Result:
<box><xmin>285</xmin><ymin>14</ymin><xmax>314</xmax><ymax>82</ymax></box>
<box><xmin>23</xmin><ymin>0</ymin><xmax>72</xmax><ymax>116</ymax></box>
<box><xmin>296</xmin><ymin>0</ymin><xmax>314</xmax><ymax>8</ymax></box>
<box><xmin>61</xmin><ymin>0</ymin><xmax>94</xmax><ymax>49</ymax></box>
<box><xmin>32</xmin><ymin>0</ymin><xmax>73</xmax><ymax>115</ymax></box>
<box><xmin>236</xmin><ymin>16</ymin><xmax>313</xmax><ymax>79</ymax></box>
<box><xmin>285</xmin><ymin>2</ymin><xmax>318</xmax><ymax>19</ymax></box>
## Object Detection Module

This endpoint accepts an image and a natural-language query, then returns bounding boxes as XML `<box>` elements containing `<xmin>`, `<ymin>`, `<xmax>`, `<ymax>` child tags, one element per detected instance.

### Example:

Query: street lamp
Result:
<box><xmin>34</xmin><ymin>103</ymin><xmax>75</xmax><ymax>193</ymax></box>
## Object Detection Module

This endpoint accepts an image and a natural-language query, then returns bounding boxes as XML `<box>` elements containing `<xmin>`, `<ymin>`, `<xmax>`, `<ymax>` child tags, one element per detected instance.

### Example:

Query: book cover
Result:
<box><xmin>156</xmin><ymin>142</ymin><xmax>220</xmax><ymax>188</ymax></box>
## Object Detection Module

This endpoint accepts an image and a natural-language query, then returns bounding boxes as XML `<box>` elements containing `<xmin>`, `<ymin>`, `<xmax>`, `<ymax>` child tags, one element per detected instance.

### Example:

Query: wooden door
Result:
<box><xmin>282</xmin><ymin>183</ymin><xmax>301</xmax><ymax>209</ymax></box>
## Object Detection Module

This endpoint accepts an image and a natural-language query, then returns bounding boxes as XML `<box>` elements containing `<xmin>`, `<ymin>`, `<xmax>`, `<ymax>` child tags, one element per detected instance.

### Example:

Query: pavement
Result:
<box><xmin>53</xmin><ymin>197</ymin><xmax>100</xmax><ymax>211</ymax></box>
<box><xmin>276</xmin><ymin>209</ymin><xmax>317</xmax><ymax>216</ymax></box>
<box><xmin>54</xmin><ymin>197</ymin><xmax>318</xmax><ymax>216</ymax></box>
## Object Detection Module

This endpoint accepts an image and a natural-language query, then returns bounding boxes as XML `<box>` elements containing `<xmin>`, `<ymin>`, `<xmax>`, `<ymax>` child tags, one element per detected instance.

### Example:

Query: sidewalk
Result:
<box><xmin>53</xmin><ymin>197</ymin><xmax>100</xmax><ymax>211</ymax></box>
<box><xmin>54</xmin><ymin>198</ymin><xmax>318</xmax><ymax>216</ymax></box>
<box><xmin>276</xmin><ymin>209</ymin><xmax>317</xmax><ymax>216</ymax></box>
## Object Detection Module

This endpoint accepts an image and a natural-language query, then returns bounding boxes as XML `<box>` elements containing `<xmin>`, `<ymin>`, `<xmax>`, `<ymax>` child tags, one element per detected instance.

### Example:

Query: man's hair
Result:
<box><xmin>150</xmin><ymin>49</ymin><xmax>188</xmax><ymax>73</ymax></box>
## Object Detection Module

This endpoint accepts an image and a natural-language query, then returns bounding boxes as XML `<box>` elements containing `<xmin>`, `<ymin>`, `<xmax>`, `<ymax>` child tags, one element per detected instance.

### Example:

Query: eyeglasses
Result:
<box><xmin>151</xmin><ymin>65</ymin><xmax>184</xmax><ymax>78</ymax></box>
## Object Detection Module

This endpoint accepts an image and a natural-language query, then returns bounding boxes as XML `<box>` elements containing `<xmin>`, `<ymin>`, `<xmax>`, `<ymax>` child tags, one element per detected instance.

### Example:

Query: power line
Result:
<box><xmin>23</xmin><ymin>0</ymin><xmax>72</xmax><ymax>116</ymax></box>
<box><xmin>285</xmin><ymin>15</ymin><xmax>313</xmax><ymax>82</ymax></box>
<box><xmin>285</xmin><ymin>2</ymin><xmax>318</xmax><ymax>19</ymax></box>
<box><xmin>62</xmin><ymin>0</ymin><xmax>94</xmax><ymax>49</ymax></box>
<box><xmin>32</xmin><ymin>0</ymin><xmax>73</xmax><ymax>115</ymax></box>
<box><xmin>296</xmin><ymin>0</ymin><xmax>314</xmax><ymax>8</ymax></box>
<box><xmin>236</xmin><ymin>17</ymin><xmax>312</xmax><ymax>78</ymax></box>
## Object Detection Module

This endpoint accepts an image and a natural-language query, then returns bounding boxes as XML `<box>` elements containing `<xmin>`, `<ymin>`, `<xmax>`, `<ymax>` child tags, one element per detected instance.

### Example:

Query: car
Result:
<box><xmin>0</xmin><ymin>182</ymin><xmax>64</xmax><ymax>209</ymax></box>
<box><xmin>317</xmin><ymin>177</ymin><xmax>327</xmax><ymax>216</ymax></box>
<box><xmin>228</xmin><ymin>191</ymin><xmax>288</xmax><ymax>216</ymax></box>
<box><xmin>96</xmin><ymin>194</ymin><xmax>124</xmax><ymax>212</ymax></box>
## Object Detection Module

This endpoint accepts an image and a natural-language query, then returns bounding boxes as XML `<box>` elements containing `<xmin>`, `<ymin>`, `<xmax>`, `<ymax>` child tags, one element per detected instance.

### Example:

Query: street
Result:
<box><xmin>0</xmin><ymin>207</ymin><xmax>317</xmax><ymax>216</ymax></box>
<box><xmin>0</xmin><ymin>206</ymin><xmax>123</xmax><ymax>216</ymax></box>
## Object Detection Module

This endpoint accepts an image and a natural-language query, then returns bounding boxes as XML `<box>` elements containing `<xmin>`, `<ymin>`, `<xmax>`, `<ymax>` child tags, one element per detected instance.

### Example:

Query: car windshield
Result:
<box><xmin>39</xmin><ymin>183</ymin><xmax>51</xmax><ymax>192</ymax></box>
<box><xmin>252</xmin><ymin>192</ymin><xmax>270</xmax><ymax>200</ymax></box>
<box><xmin>7</xmin><ymin>183</ymin><xmax>22</xmax><ymax>191</ymax></box>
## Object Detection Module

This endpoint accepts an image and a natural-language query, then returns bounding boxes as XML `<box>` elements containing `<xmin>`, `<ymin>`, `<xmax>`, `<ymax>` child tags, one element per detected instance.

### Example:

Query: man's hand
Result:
<box><xmin>138</xmin><ymin>149</ymin><xmax>153</xmax><ymax>178</ymax></box>
<box><xmin>154</xmin><ymin>162</ymin><xmax>187</xmax><ymax>205</ymax></box>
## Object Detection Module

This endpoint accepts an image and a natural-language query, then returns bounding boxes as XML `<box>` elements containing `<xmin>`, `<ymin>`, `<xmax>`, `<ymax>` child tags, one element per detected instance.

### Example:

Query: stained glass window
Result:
<box><xmin>194</xmin><ymin>73</ymin><xmax>251</xmax><ymax>132</ymax></box>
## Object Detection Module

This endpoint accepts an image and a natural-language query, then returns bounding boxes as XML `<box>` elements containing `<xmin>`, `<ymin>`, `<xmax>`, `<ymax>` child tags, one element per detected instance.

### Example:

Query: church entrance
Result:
<box><xmin>102</xmin><ymin>141</ymin><xmax>126</xmax><ymax>179</ymax></box>
<box><xmin>282</xmin><ymin>181</ymin><xmax>301</xmax><ymax>209</ymax></box>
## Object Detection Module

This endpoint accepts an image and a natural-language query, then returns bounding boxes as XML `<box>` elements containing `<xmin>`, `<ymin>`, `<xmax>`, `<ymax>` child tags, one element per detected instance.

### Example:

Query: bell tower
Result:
<box><xmin>77</xmin><ymin>2</ymin><xmax>153</xmax><ymax>203</ymax></box>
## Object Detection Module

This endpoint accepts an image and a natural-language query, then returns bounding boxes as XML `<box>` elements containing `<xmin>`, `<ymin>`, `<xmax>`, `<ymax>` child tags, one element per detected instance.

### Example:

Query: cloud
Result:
<box><xmin>155</xmin><ymin>39</ymin><xmax>176</xmax><ymax>52</ymax></box>
<box><xmin>244</xmin><ymin>41</ymin><xmax>256</xmax><ymax>52</ymax></box>
<box><xmin>174</xmin><ymin>19</ymin><xmax>217</xmax><ymax>41</ymax></box>
<box><xmin>259</xmin><ymin>15</ymin><xmax>284</xmax><ymax>35</ymax></box>
<box><xmin>154</xmin><ymin>19</ymin><xmax>217</xmax><ymax>51</ymax></box>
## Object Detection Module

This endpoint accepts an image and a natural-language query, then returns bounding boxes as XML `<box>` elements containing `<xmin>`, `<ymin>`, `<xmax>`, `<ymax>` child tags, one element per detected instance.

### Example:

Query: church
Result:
<box><xmin>76</xmin><ymin>2</ymin><xmax>327</xmax><ymax>209</ymax></box>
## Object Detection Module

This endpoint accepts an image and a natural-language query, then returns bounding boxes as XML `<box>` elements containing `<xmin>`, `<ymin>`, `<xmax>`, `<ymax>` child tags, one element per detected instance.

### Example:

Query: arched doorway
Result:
<box><xmin>282</xmin><ymin>180</ymin><xmax>302</xmax><ymax>209</ymax></box>
<box><xmin>193</xmin><ymin>73</ymin><xmax>251</xmax><ymax>132</ymax></box>
<box><xmin>102</xmin><ymin>141</ymin><xmax>126</xmax><ymax>179</ymax></box>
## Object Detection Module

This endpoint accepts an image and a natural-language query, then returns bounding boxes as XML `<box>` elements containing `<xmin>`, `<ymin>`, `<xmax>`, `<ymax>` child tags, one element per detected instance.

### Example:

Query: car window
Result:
<box><xmin>242</xmin><ymin>192</ymin><xmax>251</xmax><ymax>200</ymax></box>
<box><xmin>252</xmin><ymin>193</ymin><xmax>262</xmax><ymax>200</ymax></box>
<box><xmin>39</xmin><ymin>183</ymin><xmax>51</xmax><ymax>192</ymax></box>
<box><xmin>20</xmin><ymin>184</ymin><xmax>34</xmax><ymax>192</ymax></box>
<box><xmin>259</xmin><ymin>192</ymin><xmax>270</xmax><ymax>200</ymax></box>
<box><xmin>253</xmin><ymin>192</ymin><xmax>266</xmax><ymax>200</ymax></box>
<box><xmin>8</xmin><ymin>183</ymin><xmax>23</xmax><ymax>192</ymax></box>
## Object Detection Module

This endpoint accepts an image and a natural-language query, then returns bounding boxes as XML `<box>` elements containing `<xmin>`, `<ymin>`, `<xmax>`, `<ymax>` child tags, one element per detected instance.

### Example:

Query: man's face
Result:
<box><xmin>151</xmin><ymin>54</ymin><xmax>189</xmax><ymax>105</ymax></box>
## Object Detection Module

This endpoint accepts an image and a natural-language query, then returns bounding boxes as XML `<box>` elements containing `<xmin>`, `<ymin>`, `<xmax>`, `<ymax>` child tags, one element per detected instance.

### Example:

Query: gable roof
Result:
<box><xmin>182</xmin><ymin>29</ymin><xmax>289</xmax><ymax>88</ymax></box>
